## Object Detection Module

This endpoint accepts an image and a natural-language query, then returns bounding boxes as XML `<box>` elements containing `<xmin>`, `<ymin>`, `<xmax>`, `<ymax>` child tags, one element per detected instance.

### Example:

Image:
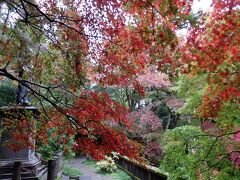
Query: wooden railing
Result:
<box><xmin>114</xmin><ymin>156</ymin><xmax>167</xmax><ymax>180</ymax></box>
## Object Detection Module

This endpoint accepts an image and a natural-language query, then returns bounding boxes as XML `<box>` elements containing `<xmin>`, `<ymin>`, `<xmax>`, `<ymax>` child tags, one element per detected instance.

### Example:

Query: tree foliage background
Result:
<box><xmin>0</xmin><ymin>0</ymin><xmax>239</xmax><ymax>178</ymax></box>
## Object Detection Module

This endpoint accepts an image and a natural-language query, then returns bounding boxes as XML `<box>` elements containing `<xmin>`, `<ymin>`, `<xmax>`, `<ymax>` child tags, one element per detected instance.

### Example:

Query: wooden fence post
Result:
<box><xmin>47</xmin><ymin>159</ymin><xmax>57</xmax><ymax>180</ymax></box>
<box><xmin>12</xmin><ymin>161</ymin><xmax>22</xmax><ymax>180</ymax></box>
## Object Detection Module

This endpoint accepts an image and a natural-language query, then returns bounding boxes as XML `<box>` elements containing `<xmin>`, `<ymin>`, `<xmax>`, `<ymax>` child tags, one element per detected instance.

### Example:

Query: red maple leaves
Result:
<box><xmin>178</xmin><ymin>0</ymin><xmax>240</xmax><ymax>120</ymax></box>
<box><xmin>1</xmin><ymin>0</ymin><xmax>239</xmax><ymax>162</ymax></box>
<box><xmin>55</xmin><ymin>91</ymin><xmax>142</xmax><ymax>160</ymax></box>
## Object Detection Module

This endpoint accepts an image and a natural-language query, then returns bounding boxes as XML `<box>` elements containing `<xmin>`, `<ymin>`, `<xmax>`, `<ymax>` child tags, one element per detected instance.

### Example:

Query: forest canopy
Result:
<box><xmin>0</xmin><ymin>0</ymin><xmax>239</xmax><ymax>178</ymax></box>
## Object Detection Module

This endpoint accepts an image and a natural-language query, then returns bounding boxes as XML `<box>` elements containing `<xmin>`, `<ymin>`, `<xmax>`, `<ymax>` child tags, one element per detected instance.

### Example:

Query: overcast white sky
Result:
<box><xmin>176</xmin><ymin>0</ymin><xmax>212</xmax><ymax>36</ymax></box>
<box><xmin>192</xmin><ymin>0</ymin><xmax>212</xmax><ymax>13</ymax></box>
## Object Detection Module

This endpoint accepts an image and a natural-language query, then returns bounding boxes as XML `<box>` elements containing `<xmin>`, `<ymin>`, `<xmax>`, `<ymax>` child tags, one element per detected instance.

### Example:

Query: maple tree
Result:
<box><xmin>137</xmin><ymin>66</ymin><xmax>171</xmax><ymax>89</ymax></box>
<box><xmin>0</xmin><ymin>0</ymin><xmax>143</xmax><ymax>160</ymax></box>
<box><xmin>126</xmin><ymin>104</ymin><xmax>163</xmax><ymax>165</ymax></box>
<box><xmin>178</xmin><ymin>0</ymin><xmax>240</xmax><ymax>124</ymax></box>
<box><xmin>46</xmin><ymin>91</ymin><xmax>142</xmax><ymax>160</ymax></box>
<box><xmin>87</xmin><ymin>65</ymin><xmax>175</xmax><ymax>164</ymax></box>
<box><xmin>0</xmin><ymin>1</ymin><xmax>239</xmax><ymax>175</ymax></box>
<box><xmin>97</xmin><ymin>0</ymin><xmax>240</xmax><ymax>176</ymax></box>
<box><xmin>160</xmin><ymin>0</ymin><xmax>240</xmax><ymax>178</ymax></box>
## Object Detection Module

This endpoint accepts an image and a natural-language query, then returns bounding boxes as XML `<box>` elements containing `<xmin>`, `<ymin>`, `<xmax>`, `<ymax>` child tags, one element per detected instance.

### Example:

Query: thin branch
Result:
<box><xmin>0</xmin><ymin>68</ymin><xmax>84</xmax><ymax>130</ymax></box>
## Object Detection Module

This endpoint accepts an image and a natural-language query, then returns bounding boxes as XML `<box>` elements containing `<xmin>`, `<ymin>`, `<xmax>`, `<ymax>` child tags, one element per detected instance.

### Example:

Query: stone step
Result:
<box><xmin>22</xmin><ymin>177</ymin><xmax>39</xmax><ymax>180</ymax></box>
<box><xmin>37</xmin><ymin>165</ymin><xmax>47</xmax><ymax>178</ymax></box>
<box><xmin>0</xmin><ymin>164</ymin><xmax>47</xmax><ymax>179</ymax></box>
<box><xmin>0</xmin><ymin>172</ymin><xmax>35</xmax><ymax>179</ymax></box>
<box><xmin>0</xmin><ymin>176</ymin><xmax>39</xmax><ymax>180</ymax></box>
<box><xmin>0</xmin><ymin>166</ymin><xmax>45</xmax><ymax>174</ymax></box>
<box><xmin>0</xmin><ymin>160</ymin><xmax>42</xmax><ymax>174</ymax></box>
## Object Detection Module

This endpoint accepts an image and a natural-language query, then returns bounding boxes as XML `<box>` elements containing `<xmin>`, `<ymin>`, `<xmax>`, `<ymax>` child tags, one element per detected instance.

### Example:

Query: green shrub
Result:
<box><xmin>83</xmin><ymin>158</ymin><xmax>132</xmax><ymax>180</ymax></box>
<box><xmin>96</xmin><ymin>156</ymin><xmax>117</xmax><ymax>173</ymax></box>
<box><xmin>83</xmin><ymin>159</ymin><xmax>96</xmax><ymax>167</ymax></box>
<box><xmin>110</xmin><ymin>170</ymin><xmax>132</xmax><ymax>180</ymax></box>
<box><xmin>36</xmin><ymin>127</ymin><xmax>76</xmax><ymax>161</ymax></box>
<box><xmin>160</xmin><ymin>125</ymin><xmax>240</xmax><ymax>179</ymax></box>
<box><xmin>63</xmin><ymin>165</ymin><xmax>83</xmax><ymax>176</ymax></box>
<box><xmin>37</xmin><ymin>144</ymin><xmax>55</xmax><ymax>161</ymax></box>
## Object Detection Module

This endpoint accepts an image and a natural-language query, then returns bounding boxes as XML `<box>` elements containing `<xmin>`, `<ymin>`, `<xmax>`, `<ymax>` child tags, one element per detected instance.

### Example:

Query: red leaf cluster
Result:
<box><xmin>62</xmin><ymin>91</ymin><xmax>142</xmax><ymax>160</ymax></box>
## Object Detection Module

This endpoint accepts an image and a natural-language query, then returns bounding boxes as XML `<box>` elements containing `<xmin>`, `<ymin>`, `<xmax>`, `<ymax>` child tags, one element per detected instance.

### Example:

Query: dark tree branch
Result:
<box><xmin>0</xmin><ymin>68</ymin><xmax>85</xmax><ymax>130</ymax></box>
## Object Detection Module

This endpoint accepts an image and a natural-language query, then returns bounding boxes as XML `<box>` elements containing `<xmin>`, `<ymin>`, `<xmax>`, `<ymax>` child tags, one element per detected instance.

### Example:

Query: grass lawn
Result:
<box><xmin>83</xmin><ymin>159</ymin><xmax>132</xmax><ymax>180</ymax></box>
<box><xmin>63</xmin><ymin>161</ymin><xmax>84</xmax><ymax>177</ymax></box>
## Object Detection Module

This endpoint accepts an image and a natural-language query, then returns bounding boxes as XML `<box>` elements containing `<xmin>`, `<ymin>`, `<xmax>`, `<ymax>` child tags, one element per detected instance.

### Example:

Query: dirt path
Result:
<box><xmin>62</xmin><ymin>156</ymin><xmax>113</xmax><ymax>180</ymax></box>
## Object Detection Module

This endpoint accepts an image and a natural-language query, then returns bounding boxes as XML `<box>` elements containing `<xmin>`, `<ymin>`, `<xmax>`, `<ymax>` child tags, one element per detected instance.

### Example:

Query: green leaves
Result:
<box><xmin>0</xmin><ymin>80</ymin><xmax>17</xmax><ymax>106</ymax></box>
<box><xmin>160</xmin><ymin>126</ymin><xmax>240</xmax><ymax>179</ymax></box>
<box><xmin>218</xmin><ymin>102</ymin><xmax>240</xmax><ymax>128</ymax></box>
<box><xmin>174</xmin><ymin>73</ymin><xmax>208</xmax><ymax>115</ymax></box>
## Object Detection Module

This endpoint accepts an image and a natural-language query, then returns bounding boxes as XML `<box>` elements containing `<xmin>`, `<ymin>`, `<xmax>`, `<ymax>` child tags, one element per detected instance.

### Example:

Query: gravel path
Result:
<box><xmin>62</xmin><ymin>156</ymin><xmax>113</xmax><ymax>180</ymax></box>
